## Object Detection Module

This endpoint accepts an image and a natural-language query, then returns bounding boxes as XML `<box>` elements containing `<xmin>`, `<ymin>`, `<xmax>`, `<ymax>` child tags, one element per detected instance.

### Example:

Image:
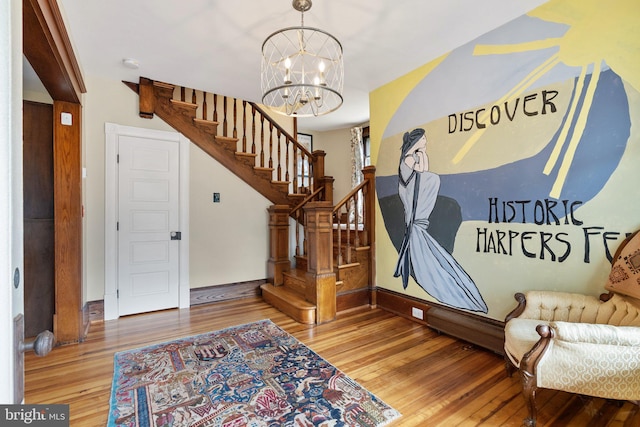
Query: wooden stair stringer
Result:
<box><xmin>153</xmin><ymin>92</ymin><xmax>294</xmax><ymax>206</ymax></box>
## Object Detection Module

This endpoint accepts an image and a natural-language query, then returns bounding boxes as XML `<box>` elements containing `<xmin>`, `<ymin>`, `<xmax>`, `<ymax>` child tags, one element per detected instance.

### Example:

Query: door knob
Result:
<box><xmin>21</xmin><ymin>330</ymin><xmax>55</xmax><ymax>357</ymax></box>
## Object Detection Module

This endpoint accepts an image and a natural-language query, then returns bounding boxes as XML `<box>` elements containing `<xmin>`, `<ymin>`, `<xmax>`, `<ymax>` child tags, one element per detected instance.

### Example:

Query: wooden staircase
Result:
<box><xmin>126</xmin><ymin>77</ymin><xmax>375</xmax><ymax>325</ymax></box>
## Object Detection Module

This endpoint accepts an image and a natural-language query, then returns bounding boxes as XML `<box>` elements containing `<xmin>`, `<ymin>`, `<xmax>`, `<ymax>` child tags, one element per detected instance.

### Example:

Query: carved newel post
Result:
<box><xmin>267</xmin><ymin>205</ymin><xmax>291</xmax><ymax>286</ymax></box>
<box><xmin>304</xmin><ymin>201</ymin><xmax>336</xmax><ymax>323</ymax></box>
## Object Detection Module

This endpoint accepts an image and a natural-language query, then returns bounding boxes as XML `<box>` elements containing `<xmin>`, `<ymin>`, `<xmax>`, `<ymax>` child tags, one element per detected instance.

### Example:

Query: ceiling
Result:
<box><xmin>31</xmin><ymin>0</ymin><xmax>547</xmax><ymax>131</ymax></box>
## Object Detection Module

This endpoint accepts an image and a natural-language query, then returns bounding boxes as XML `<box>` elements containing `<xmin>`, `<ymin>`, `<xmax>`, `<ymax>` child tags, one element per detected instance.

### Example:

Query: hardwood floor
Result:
<box><xmin>25</xmin><ymin>297</ymin><xmax>639</xmax><ymax>426</ymax></box>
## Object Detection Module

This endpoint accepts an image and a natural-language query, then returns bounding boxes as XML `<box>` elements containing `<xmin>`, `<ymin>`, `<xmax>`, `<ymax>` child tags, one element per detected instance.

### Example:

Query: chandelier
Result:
<box><xmin>261</xmin><ymin>0</ymin><xmax>343</xmax><ymax>117</ymax></box>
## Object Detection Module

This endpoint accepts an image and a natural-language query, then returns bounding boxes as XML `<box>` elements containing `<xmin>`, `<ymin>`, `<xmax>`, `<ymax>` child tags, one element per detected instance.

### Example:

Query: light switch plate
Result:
<box><xmin>61</xmin><ymin>112</ymin><xmax>72</xmax><ymax>126</ymax></box>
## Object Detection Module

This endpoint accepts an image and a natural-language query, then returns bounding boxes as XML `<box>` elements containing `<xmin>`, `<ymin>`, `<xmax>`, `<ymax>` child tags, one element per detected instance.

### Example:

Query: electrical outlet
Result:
<box><xmin>411</xmin><ymin>307</ymin><xmax>424</xmax><ymax>320</ymax></box>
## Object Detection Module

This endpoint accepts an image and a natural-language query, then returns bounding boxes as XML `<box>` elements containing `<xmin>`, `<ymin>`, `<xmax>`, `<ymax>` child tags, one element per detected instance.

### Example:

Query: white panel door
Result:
<box><xmin>118</xmin><ymin>135</ymin><xmax>180</xmax><ymax>316</ymax></box>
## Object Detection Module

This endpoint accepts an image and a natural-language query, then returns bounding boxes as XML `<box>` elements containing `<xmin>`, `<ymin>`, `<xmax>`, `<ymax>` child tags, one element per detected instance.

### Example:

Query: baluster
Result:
<box><xmin>302</xmin><ymin>216</ymin><xmax>308</xmax><ymax>257</ymax></box>
<box><xmin>233</xmin><ymin>98</ymin><xmax>237</xmax><ymax>139</ymax></box>
<box><xmin>180</xmin><ymin>86</ymin><xmax>185</xmax><ymax>102</ymax></box>
<box><xmin>213</xmin><ymin>94</ymin><xmax>218</xmax><ymax>123</ymax></box>
<box><xmin>223</xmin><ymin>96</ymin><xmax>228</xmax><ymax>137</ymax></box>
<box><xmin>251</xmin><ymin>106</ymin><xmax>256</xmax><ymax>154</ymax></box>
<box><xmin>242</xmin><ymin>100</ymin><xmax>247</xmax><ymax>153</ymax></box>
<box><xmin>293</xmin><ymin>143</ymin><xmax>299</xmax><ymax>193</ymax></box>
<box><xmin>260</xmin><ymin>115</ymin><xmax>265</xmax><ymax>167</ymax></box>
<box><xmin>295</xmin><ymin>210</ymin><xmax>301</xmax><ymax>256</ymax></box>
<box><xmin>285</xmin><ymin>137</ymin><xmax>290</xmax><ymax>183</ymax></box>
<box><xmin>303</xmin><ymin>153</ymin><xmax>309</xmax><ymax>190</ymax></box>
<box><xmin>337</xmin><ymin>209</ymin><xmax>343</xmax><ymax>265</ymax></box>
<box><xmin>202</xmin><ymin>91</ymin><xmax>208</xmax><ymax>120</ymax></box>
<box><xmin>191</xmin><ymin>88</ymin><xmax>197</xmax><ymax>105</ymax></box>
<box><xmin>276</xmin><ymin>130</ymin><xmax>282</xmax><ymax>181</ymax></box>
<box><xmin>346</xmin><ymin>199</ymin><xmax>352</xmax><ymax>264</ymax></box>
<box><xmin>355</xmin><ymin>189</ymin><xmax>361</xmax><ymax>247</ymax></box>
<box><xmin>268</xmin><ymin>122</ymin><xmax>274</xmax><ymax>170</ymax></box>
<box><xmin>362</xmin><ymin>185</ymin><xmax>369</xmax><ymax>246</ymax></box>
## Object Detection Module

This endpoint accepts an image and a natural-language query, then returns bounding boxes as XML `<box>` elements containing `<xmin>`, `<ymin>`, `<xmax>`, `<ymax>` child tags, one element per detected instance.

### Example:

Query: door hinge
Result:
<box><xmin>117</xmin><ymin>222</ymin><xmax>119</xmax><ymax>231</ymax></box>
<box><xmin>117</xmin><ymin>154</ymin><xmax>120</xmax><ymax>163</ymax></box>
<box><xmin>117</xmin><ymin>289</ymin><xmax>119</xmax><ymax>298</ymax></box>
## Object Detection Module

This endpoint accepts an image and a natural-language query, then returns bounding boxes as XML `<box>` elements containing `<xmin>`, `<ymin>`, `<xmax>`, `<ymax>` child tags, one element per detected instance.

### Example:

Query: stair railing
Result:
<box><xmin>332</xmin><ymin>166</ymin><xmax>376</xmax><ymax>268</ymax></box>
<box><xmin>290</xmin><ymin>187</ymin><xmax>325</xmax><ymax>257</ymax></box>
<box><xmin>170</xmin><ymin>84</ymin><xmax>316</xmax><ymax>197</ymax></box>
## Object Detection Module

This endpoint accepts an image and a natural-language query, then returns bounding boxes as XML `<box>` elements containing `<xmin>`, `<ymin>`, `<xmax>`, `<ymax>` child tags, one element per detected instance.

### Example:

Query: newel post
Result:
<box><xmin>267</xmin><ymin>205</ymin><xmax>291</xmax><ymax>286</ymax></box>
<box><xmin>138</xmin><ymin>77</ymin><xmax>155</xmax><ymax>119</ymax></box>
<box><xmin>318</xmin><ymin>176</ymin><xmax>334</xmax><ymax>205</ymax></box>
<box><xmin>304</xmin><ymin>201</ymin><xmax>336</xmax><ymax>323</ymax></box>
<box><xmin>312</xmin><ymin>150</ymin><xmax>326</xmax><ymax>191</ymax></box>
<box><xmin>363</xmin><ymin>165</ymin><xmax>377</xmax><ymax>305</ymax></box>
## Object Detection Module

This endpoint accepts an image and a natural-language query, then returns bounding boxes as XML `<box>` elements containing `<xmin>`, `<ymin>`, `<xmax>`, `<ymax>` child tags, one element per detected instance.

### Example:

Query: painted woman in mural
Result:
<box><xmin>394</xmin><ymin>128</ymin><xmax>488</xmax><ymax>313</ymax></box>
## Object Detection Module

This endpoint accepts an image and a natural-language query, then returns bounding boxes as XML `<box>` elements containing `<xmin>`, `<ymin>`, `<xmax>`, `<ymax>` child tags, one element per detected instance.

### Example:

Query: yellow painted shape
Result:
<box><xmin>474</xmin><ymin>38</ymin><xmax>562</xmax><ymax>55</ymax></box>
<box><xmin>550</xmin><ymin>61</ymin><xmax>602</xmax><ymax>198</ymax></box>
<box><xmin>543</xmin><ymin>65</ymin><xmax>587</xmax><ymax>175</ymax></box>
<box><xmin>529</xmin><ymin>0</ymin><xmax>640</xmax><ymax>91</ymax></box>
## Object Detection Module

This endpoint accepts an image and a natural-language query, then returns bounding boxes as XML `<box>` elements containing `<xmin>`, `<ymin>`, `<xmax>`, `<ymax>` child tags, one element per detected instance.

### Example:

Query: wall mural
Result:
<box><xmin>374</xmin><ymin>0</ymin><xmax>640</xmax><ymax>318</ymax></box>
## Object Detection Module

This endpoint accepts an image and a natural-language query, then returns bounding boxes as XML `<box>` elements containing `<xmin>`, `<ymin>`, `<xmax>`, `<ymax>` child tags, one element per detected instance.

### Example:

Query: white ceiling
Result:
<box><xmin>42</xmin><ymin>0</ymin><xmax>547</xmax><ymax>131</ymax></box>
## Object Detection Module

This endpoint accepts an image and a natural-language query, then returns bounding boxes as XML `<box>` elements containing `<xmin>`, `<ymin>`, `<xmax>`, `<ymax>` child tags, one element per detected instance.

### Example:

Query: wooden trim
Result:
<box><xmin>87</xmin><ymin>280</ymin><xmax>268</xmax><ymax>322</ymax></box>
<box><xmin>191</xmin><ymin>280</ymin><xmax>266</xmax><ymax>306</ymax></box>
<box><xmin>376</xmin><ymin>288</ymin><xmax>505</xmax><ymax>355</ymax></box>
<box><xmin>53</xmin><ymin>100</ymin><xmax>83</xmax><ymax>344</ymax></box>
<box><xmin>23</xmin><ymin>0</ymin><xmax>86</xmax><ymax>103</ymax></box>
<box><xmin>375</xmin><ymin>288</ymin><xmax>430</xmax><ymax>326</ymax></box>
<box><xmin>267</xmin><ymin>205</ymin><xmax>291</xmax><ymax>286</ymax></box>
<box><xmin>337</xmin><ymin>289</ymin><xmax>371</xmax><ymax>312</ymax></box>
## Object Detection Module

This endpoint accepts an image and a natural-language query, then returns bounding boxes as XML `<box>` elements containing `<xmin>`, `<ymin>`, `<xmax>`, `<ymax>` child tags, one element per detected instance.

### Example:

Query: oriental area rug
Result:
<box><xmin>108</xmin><ymin>319</ymin><xmax>400</xmax><ymax>427</ymax></box>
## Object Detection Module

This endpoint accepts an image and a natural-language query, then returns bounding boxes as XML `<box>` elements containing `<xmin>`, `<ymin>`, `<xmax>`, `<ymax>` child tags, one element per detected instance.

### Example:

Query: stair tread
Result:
<box><xmin>337</xmin><ymin>262</ymin><xmax>361</xmax><ymax>269</ymax></box>
<box><xmin>215</xmin><ymin>135</ymin><xmax>238</xmax><ymax>143</ymax></box>
<box><xmin>284</xmin><ymin>268</ymin><xmax>307</xmax><ymax>280</ymax></box>
<box><xmin>235</xmin><ymin>151</ymin><xmax>257</xmax><ymax>158</ymax></box>
<box><xmin>170</xmin><ymin>99</ymin><xmax>197</xmax><ymax>110</ymax></box>
<box><xmin>260</xmin><ymin>283</ymin><xmax>315</xmax><ymax>309</ymax></box>
<box><xmin>193</xmin><ymin>118</ymin><xmax>219</xmax><ymax>127</ymax></box>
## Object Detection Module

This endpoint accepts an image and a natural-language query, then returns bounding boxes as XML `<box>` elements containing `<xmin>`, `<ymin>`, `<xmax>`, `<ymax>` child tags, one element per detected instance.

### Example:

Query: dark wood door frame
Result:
<box><xmin>23</xmin><ymin>0</ymin><xmax>86</xmax><ymax>344</ymax></box>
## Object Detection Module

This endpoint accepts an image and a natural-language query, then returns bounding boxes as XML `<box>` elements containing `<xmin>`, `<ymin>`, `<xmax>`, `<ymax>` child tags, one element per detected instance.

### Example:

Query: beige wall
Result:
<box><xmin>301</xmin><ymin>127</ymin><xmax>353</xmax><ymax>202</ymax></box>
<box><xmin>189</xmin><ymin>143</ymin><xmax>271</xmax><ymax>288</ymax></box>
<box><xmin>82</xmin><ymin>75</ymin><xmax>272</xmax><ymax>301</ymax></box>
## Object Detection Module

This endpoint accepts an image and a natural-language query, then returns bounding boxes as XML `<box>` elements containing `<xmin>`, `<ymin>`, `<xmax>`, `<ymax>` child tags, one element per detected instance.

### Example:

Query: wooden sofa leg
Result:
<box><xmin>504</xmin><ymin>356</ymin><xmax>516</xmax><ymax>377</ymax></box>
<box><xmin>520</xmin><ymin>369</ymin><xmax>538</xmax><ymax>427</ymax></box>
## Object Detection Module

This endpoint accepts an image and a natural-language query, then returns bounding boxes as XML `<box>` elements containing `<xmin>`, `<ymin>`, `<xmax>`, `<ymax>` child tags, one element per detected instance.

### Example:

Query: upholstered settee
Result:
<box><xmin>504</xmin><ymin>290</ymin><xmax>640</xmax><ymax>426</ymax></box>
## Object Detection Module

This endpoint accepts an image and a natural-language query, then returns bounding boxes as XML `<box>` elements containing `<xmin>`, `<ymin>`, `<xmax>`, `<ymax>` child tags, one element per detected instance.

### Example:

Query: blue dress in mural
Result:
<box><xmin>394</xmin><ymin>160</ymin><xmax>488</xmax><ymax>313</ymax></box>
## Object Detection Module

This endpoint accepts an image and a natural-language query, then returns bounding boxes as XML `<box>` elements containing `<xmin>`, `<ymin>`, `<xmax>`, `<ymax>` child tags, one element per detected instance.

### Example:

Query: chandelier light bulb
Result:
<box><xmin>284</xmin><ymin>58</ymin><xmax>292</xmax><ymax>84</ymax></box>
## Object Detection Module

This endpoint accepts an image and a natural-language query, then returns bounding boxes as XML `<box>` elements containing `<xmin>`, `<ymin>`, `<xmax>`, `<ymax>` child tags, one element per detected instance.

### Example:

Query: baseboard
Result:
<box><xmin>87</xmin><ymin>279</ymin><xmax>267</xmax><ymax>322</ymax></box>
<box><xmin>190</xmin><ymin>280</ymin><xmax>266</xmax><ymax>306</ymax></box>
<box><xmin>375</xmin><ymin>288</ymin><xmax>505</xmax><ymax>355</ymax></box>
<box><xmin>337</xmin><ymin>289</ymin><xmax>371</xmax><ymax>312</ymax></box>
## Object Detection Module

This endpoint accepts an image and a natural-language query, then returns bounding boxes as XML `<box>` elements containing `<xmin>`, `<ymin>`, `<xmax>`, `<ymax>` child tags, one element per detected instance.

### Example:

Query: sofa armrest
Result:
<box><xmin>505</xmin><ymin>292</ymin><xmax>527</xmax><ymax>323</ymax></box>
